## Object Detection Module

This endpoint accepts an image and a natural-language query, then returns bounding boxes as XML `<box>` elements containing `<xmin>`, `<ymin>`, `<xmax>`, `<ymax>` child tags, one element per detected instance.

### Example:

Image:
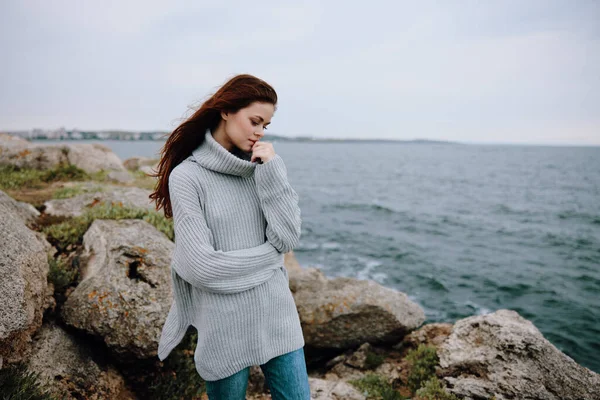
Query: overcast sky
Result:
<box><xmin>1</xmin><ymin>1</ymin><xmax>598</xmax><ymax>145</ymax></box>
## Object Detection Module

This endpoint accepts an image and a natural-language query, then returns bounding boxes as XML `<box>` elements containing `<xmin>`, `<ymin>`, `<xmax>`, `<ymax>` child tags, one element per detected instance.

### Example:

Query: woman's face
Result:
<box><xmin>220</xmin><ymin>101</ymin><xmax>274</xmax><ymax>153</ymax></box>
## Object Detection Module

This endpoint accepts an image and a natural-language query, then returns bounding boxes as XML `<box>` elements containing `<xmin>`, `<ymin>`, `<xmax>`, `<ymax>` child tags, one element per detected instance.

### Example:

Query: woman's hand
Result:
<box><xmin>251</xmin><ymin>141</ymin><xmax>276</xmax><ymax>164</ymax></box>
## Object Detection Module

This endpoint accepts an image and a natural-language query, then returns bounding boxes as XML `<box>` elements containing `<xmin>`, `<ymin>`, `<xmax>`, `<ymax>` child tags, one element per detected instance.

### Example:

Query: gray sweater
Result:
<box><xmin>157</xmin><ymin>128</ymin><xmax>305</xmax><ymax>381</ymax></box>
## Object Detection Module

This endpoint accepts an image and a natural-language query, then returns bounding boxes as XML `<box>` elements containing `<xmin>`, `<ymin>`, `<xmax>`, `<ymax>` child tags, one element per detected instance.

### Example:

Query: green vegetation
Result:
<box><xmin>0</xmin><ymin>164</ymin><xmax>89</xmax><ymax>190</ymax></box>
<box><xmin>405</xmin><ymin>344</ymin><xmax>439</xmax><ymax>393</ymax></box>
<box><xmin>52</xmin><ymin>184</ymin><xmax>107</xmax><ymax>199</ymax></box>
<box><xmin>52</xmin><ymin>184</ymin><xmax>106</xmax><ymax>199</ymax></box>
<box><xmin>348</xmin><ymin>373</ymin><xmax>405</xmax><ymax>400</ymax></box>
<box><xmin>47</xmin><ymin>255</ymin><xmax>79</xmax><ymax>292</ymax></box>
<box><xmin>131</xmin><ymin>169</ymin><xmax>158</xmax><ymax>190</ymax></box>
<box><xmin>0</xmin><ymin>363</ymin><xmax>59</xmax><ymax>400</ymax></box>
<box><xmin>146</xmin><ymin>328</ymin><xmax>206</xmax><ymax>400</ymax></box>
<box><xmin>133</xmin><ymin>169</ymin><xmax>153</xmax><ymax>179</ymax></box>
<box><xmin>415</xmin><ymin>376</ymin><xmax>459</xmax><ymax>400</ymax></box>
<box><xmin>40</xmin><ymin>164</ymin><xmax>88</xmax><ymax>183</ymax></box>
<box><xmin>364</xmin><ymin>350</ymin><xmax>386</xmax><ymax>370</ymax></box>
<box><xmin>42</xmin><ymin>201</ymin><xmax>173</xmax><ymax>252</ymax></box>
<box><xmin>89</xmin><ymin>170</ymin><xmax>110</xmax><ymax>182</ymax></box>
<box><xmin>414</xmin><ymin>377</ymin><xmax>459</xmax><ymax>400</ymax></box>
<box><xmin>52</xmin><ymin>186</ymin><xmax>86</xmax><ymax>199</ymax></box>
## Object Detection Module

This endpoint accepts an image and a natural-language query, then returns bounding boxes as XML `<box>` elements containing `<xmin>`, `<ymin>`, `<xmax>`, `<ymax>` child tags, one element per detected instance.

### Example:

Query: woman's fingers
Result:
<box><xmin>251</xmin><ymin>141</ymin><xmax>276</xmax><ymax>163</ymax></box>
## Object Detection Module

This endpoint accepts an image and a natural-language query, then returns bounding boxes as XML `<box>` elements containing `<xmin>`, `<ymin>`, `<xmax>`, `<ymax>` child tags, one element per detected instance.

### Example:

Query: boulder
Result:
<box><xmin>43</xmin><ymin>186</ymin><xmax>154</xmax><ymax>217</ymax></box>
<box><xmin>0</xmin><ymin>189</ymin><xmax>40</xmax><ymax>225</ymax></box>
<box><xmin>0</xmin><ymin>144</ymin><xmax>68</xmax><ymax>170</ymax></box>
<box><xmin>107</xmin><ymin>170</ymin><xmax>135</xmax><ymax>183</ymax></box>
<box><xmin>27</xmin><ymin>322</ymin><xmax>136</xmax><ymax>400</ymax></box>
<box><xmin>308</xmin><ymin>377</ymin><xmax>366</xmax><ymax>399</ymax></box>
<box><xmin>290</xmin><ymin>265</ymin><xmax>425</xmax><ymax>349</ymax></box>
<box><xmin>64</xmin><ymin>143</ymin><xmax>126</xmax><ymax>173</ymax></box>
<box><xmin>322</xmin><ymin>342</ymin><xmax>404</xmax><ymax>388</ymax></box>
<box><xmin>0</xmin><ymin>134</ymin><xmax>125</xmax><ymax>173</ymax></box>
<box><xmin>395</xmin><ymin>322</ymin><xmax>453</xmax><ymax>350</ymax></box>
<box><xmin>0</xmin><ymin>132</ymin><xmax>31</xmax><ymax>148</ymax></box>
<box><xmin>123</xmin><ymin>157</ymin><xmax>158</xmax><ymax>171</ymax></box>
<box><xmin>438</xmin><ymin>309</ymin><xmax>600</xmax><ymax>400</ymax></box>
<box><xmin>0</xmin><ymin>202</ymin><xmax>52</xmax><ymax>365</ymax></box>
<box><xmin>138</xmin><ymin>164</ymin><xmax>158</xmax><ymax>176</ymax></box>
<box><xmin>60</xmin><ymin>219</ymin><xmax>173</xmax><ymax>360</ymax></box>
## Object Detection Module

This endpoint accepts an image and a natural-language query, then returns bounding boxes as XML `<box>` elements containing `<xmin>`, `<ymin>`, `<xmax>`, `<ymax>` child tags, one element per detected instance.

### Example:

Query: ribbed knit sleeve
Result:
<box><xmin>254</xmin><ymin>154</ymin><xmax>302</xmax><ymax>253</ymax></box>
<box><xmin>169</xmin><ymin>163</ymin><xmax>283</xmax><ymax>294</ymax></box>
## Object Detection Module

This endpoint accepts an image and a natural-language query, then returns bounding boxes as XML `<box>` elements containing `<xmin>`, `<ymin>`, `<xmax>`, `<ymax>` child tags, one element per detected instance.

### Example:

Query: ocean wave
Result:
<box><xmin>417</xmin><ymin>273</ymin><xmax>449</xmax><ymax>293</ymax></box>
<box><xmin>463</xmin><ymin>301</ymin><xmax>492</xmax><ymax>316</ymax></box>
<box><xmin>557</xmin><ymin>210</ymin><xmax>600</xmax><ymax>225</ymax></box>
<box><xmin>497</xmin><ymin>282</ymin><xmax>532</xmax><ymax>295</ymax></box>
<box><xmin>542</xmin><ymin>232</ymin><xmax>599</xmax><ymax>251</ymax></box>
<box><xmin>326</xmin><ymin>201</ymin><xmax>400</xmax><ymax>215</ymax></box>
<box><xmin>492</xmin><ymin>203</ymin><xmax>531</xmax><ymax>216</ymax></box>
<box><xmin>356</xmin><ymin>258</ymin><xmax>384</xmax><ymax>281</ymax></box>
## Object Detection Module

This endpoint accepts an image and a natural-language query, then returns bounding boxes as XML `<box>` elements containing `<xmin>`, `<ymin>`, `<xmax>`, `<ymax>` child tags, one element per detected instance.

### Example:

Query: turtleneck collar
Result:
<box><xmin>191</xmin><ymin>128</ymin><xmax>256</xmax><ymax>178</ymax></box>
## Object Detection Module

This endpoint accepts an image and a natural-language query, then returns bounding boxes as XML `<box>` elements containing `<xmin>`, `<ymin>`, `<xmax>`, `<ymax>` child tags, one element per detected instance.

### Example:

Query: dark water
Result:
<box><xmin>41</xmin><ymin>139</ymin><xmax>600</xmax><ymax>372</ymax></box>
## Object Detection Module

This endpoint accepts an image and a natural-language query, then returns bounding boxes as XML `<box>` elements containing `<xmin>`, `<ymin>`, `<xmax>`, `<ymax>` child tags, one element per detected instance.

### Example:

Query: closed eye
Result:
<box><xmin>251</xmin><ymin>119</ymin><xmax>269</xmax><ymax>129</ymax></box>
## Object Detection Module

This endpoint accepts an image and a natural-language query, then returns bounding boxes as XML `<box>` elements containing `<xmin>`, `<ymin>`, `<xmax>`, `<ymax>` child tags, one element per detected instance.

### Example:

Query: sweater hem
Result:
<box><xmin>197</xmin><ymin>337</ymin><xmax>306</xmax><ymax>382</ymax></box>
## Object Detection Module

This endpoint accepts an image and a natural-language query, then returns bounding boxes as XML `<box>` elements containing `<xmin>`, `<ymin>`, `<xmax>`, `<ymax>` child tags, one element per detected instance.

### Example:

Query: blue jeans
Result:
<box><xmin>205</xmin><ymin>347</ymin><xmax>310</xmax><ymax>400</ymax></box>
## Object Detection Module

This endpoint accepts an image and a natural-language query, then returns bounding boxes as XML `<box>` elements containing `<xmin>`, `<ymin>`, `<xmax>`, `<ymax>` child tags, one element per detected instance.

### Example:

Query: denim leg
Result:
<box><xmin>205</xmin><ymin>366</ymin><xmax>250</xmax><ymax>400</ymax></box>
<box><xmin>260</xmin><ymin>347</ymin><xmax>311</xmax><ymax>400</ymax></box>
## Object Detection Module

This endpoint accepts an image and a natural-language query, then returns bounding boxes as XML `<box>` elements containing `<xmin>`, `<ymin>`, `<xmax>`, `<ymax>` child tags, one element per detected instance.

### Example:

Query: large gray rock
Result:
<box><xmin>138</xmin><ymin>164</ymin><xmax>158</xmax><ymax>176</ymax></box>
<box><xmin>395</xmin><ymin>322</ymin><xmax>453</xmax><ymax>350</ymax></box>
<box><xmin>287</xmin><ymin>260</ymin><xmax>425</xmax><ymax>349</ymax></box>
<box><xmin>123</xmin><ymin>156</ymin><xmax>158</xmax><ymax>171</ymax></box>
<box><xmin>61</xmin><ymin>219</ymin><xmax>173</xmax><ymax>360</ymax></box>
<box><xmin>0</xmin><ymin>143</ymin><xmax>68</xmax><ymax>170</ymax></box>
<box><xmin>0</xmin><ymin>132</ymin><xmax>30</xmax><ymax>148</ymax></box>
<box><xmin>43</xmin><ymin>186</ymin><xmax>154</xmax><ymax>217</ymax></box>
<box><xmin>0</xmin><ymin>134</ymin><xmax>125</xmax><ymax>173</ymax></box>
<box><xmin>308</xmin><ymin>377</ymin><xmax>366</xmax><ymax>399</ymax></box>
<box><xmin>438</xmin><ymin>309</ymin><xmax>600</xmax><ymax>400</ymax></box>
<box><xmin>107</xmin><ymin>170</ymin><xmax>135</xmax><ymax>183</ymax></box>
<box><xmin>0</xmin><ymin>202</ymin><xmax>52</xmax><ymax>365</ymax></box>
<box><xmin>0</xmin><ymin>189</ymin><xmax>40</xmax><ymax>225</ymax></box>
<box><xmin>64</xmin><ymin>143</ymin><xmax>126</xmax><ymax>173</ymax></box>
<box><xmin>27</xmin><ymin>322</ymin><xmax>136</xmax><ymax>400</ymax></box>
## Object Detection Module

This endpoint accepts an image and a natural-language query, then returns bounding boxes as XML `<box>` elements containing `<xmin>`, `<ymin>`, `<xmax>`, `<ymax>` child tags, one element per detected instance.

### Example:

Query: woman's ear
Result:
<box><xmin>220</xmin><ymin>111</ymin><xmax>228</xmax><ymax>121</ymax></box>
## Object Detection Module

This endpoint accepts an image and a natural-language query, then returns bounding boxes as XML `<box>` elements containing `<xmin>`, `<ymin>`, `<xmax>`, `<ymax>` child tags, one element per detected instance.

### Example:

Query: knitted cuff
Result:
<box><xmin>254</xmin><ymin>154</ymin><xmax>288</xmax><ymax>198</ymax></box>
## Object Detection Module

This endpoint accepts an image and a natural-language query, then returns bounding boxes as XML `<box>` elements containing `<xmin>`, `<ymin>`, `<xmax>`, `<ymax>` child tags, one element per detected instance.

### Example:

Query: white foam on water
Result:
<box><xmin>356</xmin><ymin>258</ymin><xmax>382</xmax><ymax>280</ymax></box>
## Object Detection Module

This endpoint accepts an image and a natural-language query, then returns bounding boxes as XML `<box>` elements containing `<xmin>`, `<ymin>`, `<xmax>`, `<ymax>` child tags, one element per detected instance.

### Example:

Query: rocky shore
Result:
<box><xmin>1</xmin><ymin>134</ymin><xmax>599</xmax><ymax>400</ymax></box>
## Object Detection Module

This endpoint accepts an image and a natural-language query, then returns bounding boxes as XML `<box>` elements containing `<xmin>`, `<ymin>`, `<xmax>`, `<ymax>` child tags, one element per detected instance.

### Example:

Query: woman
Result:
<box><xmin>150</xmin><ymin>74</ymin><xmax>310</xmax><ymax>399</ymax></box>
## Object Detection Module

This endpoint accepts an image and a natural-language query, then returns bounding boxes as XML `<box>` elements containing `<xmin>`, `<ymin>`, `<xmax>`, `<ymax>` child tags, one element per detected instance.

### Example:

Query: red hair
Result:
<box><xmin>149</xmin><ymin>74</ymin><xmax>278</xmax><ymax>218</ymax></box>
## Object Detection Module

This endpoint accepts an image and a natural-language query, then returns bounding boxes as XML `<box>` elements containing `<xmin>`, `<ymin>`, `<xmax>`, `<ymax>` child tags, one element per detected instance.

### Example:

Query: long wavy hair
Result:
<box><xmin>149</xmin><ymin>74</ymin><xmax>278</xmax><ymax>218</ymax></box>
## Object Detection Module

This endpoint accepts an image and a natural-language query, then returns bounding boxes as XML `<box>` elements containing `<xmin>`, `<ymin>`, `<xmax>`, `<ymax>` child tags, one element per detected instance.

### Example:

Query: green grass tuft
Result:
<box><xmin>52</xmin><ymin>184</ymin><xmax>107</xmax><ymax>200</ymax></box>
<box><xmin>348</xmin><ymin>373</ymin><xmax>406</xmax><ymax>400</ymax></box>
<box><xmin>405</xmin><ymin>344</ymin><xmax>439</xmax><ymax>393</ymax></box>
<box><xmin>42</xmin><ymin>201</ymin><xmax>173</xmax><ymax>252</ymax></box>
<box><xmin>52</xmin><ymin>186</ymin><xmax>86</xmax><ymax>199</ymax></box>
<box><xmin>41</xmin><ymin>164</ymin><xmax>88</xmax><ymax>182</ymax></box>
<box><xmin>414</xmin><ymin>377</ymin><xmax>459</xmax><ymax>400</ymax></box>
<box><xmin>0</xmin><ymin>164</ymin><xmax>91</xmax><ymax>190</ymax></box>
<box><xmin>364</xmin><ymin>351</ymin><xmax>386</xmax><ymax>370</ymax></box>
<box><xmin>47</xmin><ymin>255</ymin><xmax>79</xmax><ymax>292</ymax></box>
<box><xmin>0</xmin><ymin>363</ymin><xmax>59</xmax><ymax>400</ymax></box>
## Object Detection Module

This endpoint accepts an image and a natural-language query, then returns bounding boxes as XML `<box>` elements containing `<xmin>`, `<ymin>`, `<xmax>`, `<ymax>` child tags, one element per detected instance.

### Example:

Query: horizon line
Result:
<box><xmin>2</xmin><ymin>129</ymin><xmax>599</xmax><ymax>148</ymax></box>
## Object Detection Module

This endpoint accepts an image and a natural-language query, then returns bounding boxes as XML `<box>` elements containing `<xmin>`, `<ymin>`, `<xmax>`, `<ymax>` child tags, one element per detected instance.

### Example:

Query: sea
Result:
<box><xmin>39</xmin><ymin>139</ymin><xmax>600</xmax><ymax>373</ymax></box>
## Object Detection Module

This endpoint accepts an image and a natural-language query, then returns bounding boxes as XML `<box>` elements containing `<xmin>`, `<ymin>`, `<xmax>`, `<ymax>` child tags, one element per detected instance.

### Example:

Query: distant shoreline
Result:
<box><xmin>6</xmin><ymin>132</ymin><xmax>599</xmax><ymax>147</ymax></box>
<box><xmin>27</xmin><ymin>138</ymin><xmax>600</xmax><ymax>147</ymax></box>
<box><xmin>28</xmin><ymin>137</ymin><xmax>460</xmax><ymax>145</ymax></box>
